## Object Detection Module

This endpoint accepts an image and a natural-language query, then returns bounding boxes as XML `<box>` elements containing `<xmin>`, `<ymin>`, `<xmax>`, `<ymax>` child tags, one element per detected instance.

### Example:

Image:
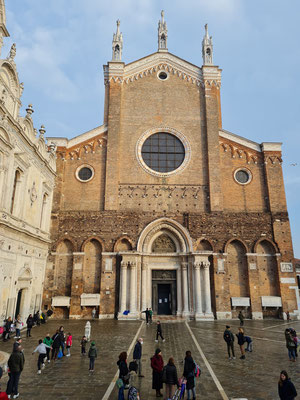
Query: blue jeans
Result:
<box><xmin>89</xmin><ymin>357</ymin><xmax>95</xmax><ymax>370</ymax></box>
<box><xmin>187</xmin><ymin>387</ymin><xmax>196</xmax><ymax>400</ymax></box>
<box><xmin>118</xmin><ymin>386</ymin><xmax>125</xmax><ymax>400</ymax></box>
<box><xmin>288</xmin><ymin>348</ymin><xmax>296</xmax><ymax>360</ymax></box>
<box><xmin>15</xmin><ymin>329</ymin><xmax>20</xmax><ymax>337</ymax></box>
<box><xmin>6</xmin><ymin>371</ymin><xmax>21</xmax><ymax>395</ymax></box>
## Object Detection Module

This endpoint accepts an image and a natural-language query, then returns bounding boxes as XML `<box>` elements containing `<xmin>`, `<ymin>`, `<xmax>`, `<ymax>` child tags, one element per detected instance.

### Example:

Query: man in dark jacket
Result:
<box><xmin>3</xmin><ymin>317</ymin><xmax>12</xmax><ymax>341</ymax></box>
<box><xmin>155</xmin><ymin>321</ymin><xmax>165</xmax><ymax>343</ymax></box>
<box><xmin>133</xmin><ymin>338</ymin><xmax>144</xmax><ymax>377</ymax></box>
<box><xmin>223</xmin><ymin>325</ymin><xmax>235</xmax><ymax>359</ymax></box>
<box><xmin>6</xmin><ymin>345</ymin><xmax>24</xmax><ymax>398</ymax></box>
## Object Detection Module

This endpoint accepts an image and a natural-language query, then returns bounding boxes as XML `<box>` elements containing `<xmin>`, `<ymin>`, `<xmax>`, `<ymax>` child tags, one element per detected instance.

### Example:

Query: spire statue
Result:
<box><xmin>158</xmin><ymin>10</ymin><xmax>168</xmax><ymax>51</ymax></box>
<box><xmin>7</xmin><ymin>42</ymin><xmax>16</xmax><ymax>62</ymax></box>
<box><xmin>112</xmin><ymin>19</ymin><xmax>123</xmax><ymax>61</ymax></box>
<box><xmin>202</xmin><ymin>24</ymin><xmax>213</xmax><ymax>66</ymax></box>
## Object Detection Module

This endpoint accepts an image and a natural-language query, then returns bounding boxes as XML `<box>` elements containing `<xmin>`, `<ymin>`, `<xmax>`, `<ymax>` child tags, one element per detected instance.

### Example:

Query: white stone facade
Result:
<box><xmin>0</xmin><ymin>3</ymin><xmax>56</xmax><ymax>324</ymax></box>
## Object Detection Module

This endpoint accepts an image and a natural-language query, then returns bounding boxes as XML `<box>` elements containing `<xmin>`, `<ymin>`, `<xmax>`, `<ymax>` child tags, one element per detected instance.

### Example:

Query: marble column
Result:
<box><xmin>119</xmin><ymin>261</ymin><xmax>127</xmax><ymax>314</ymax></box>
<box><xmin>129</xmin><ymin>261</ymin><xmax>137</xmax><ymax>315</ymax></box>
<box><xmin>194</xmin><ymin>262</ymin><xmax>203</xmax><ymax>318</ymax></box>
<box><xmin>176</xmin><ymin>265</ymin><xmax>182</xmax><ymax>315</ymax></box>
<box><xmin>182</xmin><ymin>262</ymin><xmax>189</xmax><ymax>316</ymax></box>
<box><xmin>203</xmin><ymin>261</ymin><xmax>212</xmax><ymax>315</ymax></box>
<box><xmin>147</xmin><ymin>266</ymin><xmax>152</xmax><ymax>309</ymax></box>
<box><xmin>141</xmin><ymin>262</ymin><xmax>147</xmax><ymax>312</ymax></box>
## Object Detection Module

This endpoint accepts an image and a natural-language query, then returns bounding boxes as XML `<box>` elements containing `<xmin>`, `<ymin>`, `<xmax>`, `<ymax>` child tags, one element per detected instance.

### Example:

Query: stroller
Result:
<box><xmin>172</xmin><ymin>378</ymin><xmax>186</xmax><ymax>400</ymax></box>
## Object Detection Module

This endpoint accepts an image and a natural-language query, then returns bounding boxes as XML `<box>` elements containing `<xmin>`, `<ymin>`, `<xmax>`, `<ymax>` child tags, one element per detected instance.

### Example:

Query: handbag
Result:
<box><xmin>57</xmin><ymin>349</ymin><xmax>63</xmax><ymax>359</ymax></box>
<box><xmin>116</xmin><ymin>378</ymin><xmax>123</xmax><ymax>389</ymax></box>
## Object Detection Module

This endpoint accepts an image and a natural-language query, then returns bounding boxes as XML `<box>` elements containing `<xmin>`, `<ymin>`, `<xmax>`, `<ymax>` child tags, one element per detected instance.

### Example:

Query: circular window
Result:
<box><xmin>234</xmin><ymin>168</ymin><xmax>252</xmax><ymax>185</ymax></box>
<box><xmin>76</xmin><ymin>165</ymin><xmax>94</xmax><ymax>182</ymax></box>
<box><xmin>157</xmin><ymin>71</ymin><xmax>168</xmax><ymax>80</ymax></box>
<box><xmin>141</xmin><ymin>132</ymin><xmax>185</xmax><ymax>173</ymax></box>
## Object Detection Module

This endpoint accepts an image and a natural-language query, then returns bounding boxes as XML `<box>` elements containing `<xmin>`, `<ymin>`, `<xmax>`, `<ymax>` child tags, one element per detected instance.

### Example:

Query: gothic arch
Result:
<box><xmin>82</xmin><ymin>239</ymin><xmax>102</xmax><ymax>294</ymax></box>
<box><xmin>224</xmin><ymin>237</ymin><xmax>249</xmax><ymax>254</ymax></box>
<box><xmin>81</xmin><ymin>236</ymin><xmax>105</xmax><ymax>252</ymax></box>
<box><xmin>256</xmin><ymin>239</ymin><xmax>279</xmax><ymax>296</ymax></box>
<box><xmin>227</xmin><ymin>239</ymin><xmax>250</xmax><ymax>298</ymax></box>
<box><xmin>195</xmin><ymin>238</ymin><xmax>214</xmax><ymax>252</ymax></box>
<box><xmin>55</xmin><ymin>236</ymin><xmax>76</xmax><ymax>252</ymax></box>
<box><xmin>114</xmin><ymin>236</ymin><xmax>134</xmax><ymax>252</ymax></box>
<box><xmin>55</xmin><ymin>239</ymin><xmax>74</xmax><ymax>297</ymax></box>
<box><xmin>253</xmin><ymin>238</ymin><xmax>278</xmax><ymax>254</ymax></box>
<box><xmin>137</xmin><ymin>218</ymin><xmax>193</xmax><ymax>253</ymax></box>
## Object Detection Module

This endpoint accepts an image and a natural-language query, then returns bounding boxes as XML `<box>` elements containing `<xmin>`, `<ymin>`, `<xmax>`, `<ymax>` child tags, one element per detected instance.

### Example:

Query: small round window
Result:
<box><xmin>234</xmin><ymin>169</ymin><xmax>252</xmax><ymax>185</ymax></box>
<box><xmin>76</xmin><ymin>165</ymin><xmax>94</xmax><ymax>182</ymax></box>
<box><xmin>158</xmin><ymin>71</ymin><xmax>168</xmax><ymax>80</ymax></box>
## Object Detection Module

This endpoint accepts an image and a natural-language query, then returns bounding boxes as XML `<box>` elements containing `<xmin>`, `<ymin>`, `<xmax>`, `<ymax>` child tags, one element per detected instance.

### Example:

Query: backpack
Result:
<box><xmin>194</xmin><ymin>362</ymin><xmax>201</xmax><ymax>378</ymax></box>
<box><xmin>224</xmin><ymin>332</ymin><xmax>231</xmax><ymax>343</ymax></box>
<box><xmin>116</xmin><ymin>378</ymin><xmax>123</xmax><ymax>389</ymax></box>
<box><xmin>128</xmin><ymin>386</ymin><xmax>139</xmax><ymax>400</ymax></box>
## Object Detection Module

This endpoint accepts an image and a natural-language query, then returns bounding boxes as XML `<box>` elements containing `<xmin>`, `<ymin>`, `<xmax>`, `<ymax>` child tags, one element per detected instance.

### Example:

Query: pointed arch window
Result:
<box><xmin>10</xmin><ymin>169</ymin><xmax>21</xmax><ymax>215</ymax></box>
<box><xmin>40</xmin><ymin>193</ymin><xmax>49</xmax><ymax>230</ymax></box>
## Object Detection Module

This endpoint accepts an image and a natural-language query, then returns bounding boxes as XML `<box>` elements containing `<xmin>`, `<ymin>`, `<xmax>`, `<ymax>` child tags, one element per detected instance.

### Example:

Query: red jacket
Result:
<box><xmin>0</xmin><ymin>392</ymin><xmax>9</xmax><ymax>400</ymax></box>
<box><xmin>66</xmin><ymin>335</ymin><xmax>72</xmax><ymax>346</ymax></box>
<box><xmin>151</xmin><ymin>354</ymin><xmax>164</xmax><ymax>372</ymax></box>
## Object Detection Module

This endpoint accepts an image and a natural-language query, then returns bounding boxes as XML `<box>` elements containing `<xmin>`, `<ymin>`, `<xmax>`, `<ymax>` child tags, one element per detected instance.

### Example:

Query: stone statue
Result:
<box><xmin>85</xmin><ymin>321</ymin><xmax>91</xmax><ymax>341</ymax></box>
<box><xmin>7</xmin><ymin>43</ymin><xmax>16</xmax><ymax>61</ymax></box>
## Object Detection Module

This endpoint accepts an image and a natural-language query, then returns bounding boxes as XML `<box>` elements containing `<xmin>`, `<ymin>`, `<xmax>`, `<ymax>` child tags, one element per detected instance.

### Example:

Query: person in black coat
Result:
<box><xmin>117</xmin><ymin>352</ymin><xmax>129</xmax><ymax>400</ymax></box>
<box><xmin>133</xmin><ymin>338</ymin><xmax>144</xmax><ymax>377</ymax></box>
<box><xmin>155</xmin><ymin>321</ymin><xmax>165</xmax><ymax>343</ymax></box>
<box><xmin>183</xmin><ymin>351</ymin><xmax>196</xmax><ymax>400</ymax></box>
<box><xmin>51</xmin><ymin>330</ymin><xmax>61</xmax><ymax>360</ymax></box>
<box><xmin>3</xmin><ymin>317</ymin><xmax>12</xmax><ymax>341</ymax></box>
<box><xmin>278</xmin><ymin>370</ymin><xmax>297</xmax><ymax>400</ymax></box>
<box><xmin>26</xmin><ymin>314</ymin><xmax>34</xmax><ymax>337</ymax></box>
<box><xmin>236</xmin><ymin>327</ymin><xmax>245</xmax><ymax>359</ymax></box>
<box><xmin>164</xmin><ymin>357</ymin><xmax>179</xmax><ymax>400</ymax></box>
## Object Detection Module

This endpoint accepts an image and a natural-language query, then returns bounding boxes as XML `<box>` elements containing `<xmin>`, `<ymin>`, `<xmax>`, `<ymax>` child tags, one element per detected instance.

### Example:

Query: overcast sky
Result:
<box><xmin>3</xmin><ymin>0</ymin><xmax>300</xmax><ymax>257</ymax></box>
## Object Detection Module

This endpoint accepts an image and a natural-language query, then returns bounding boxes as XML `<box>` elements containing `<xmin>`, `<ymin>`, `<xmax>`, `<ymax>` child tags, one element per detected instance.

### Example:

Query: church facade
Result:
<box><xmin>0</xmin><ymin>0</ymin><xmax>56</xmax><ymax>323</ymax></box>
<box><xmin>43</xmin><ymin>13</ymin><xmax>300</xmax><ymax>320</ymax></box>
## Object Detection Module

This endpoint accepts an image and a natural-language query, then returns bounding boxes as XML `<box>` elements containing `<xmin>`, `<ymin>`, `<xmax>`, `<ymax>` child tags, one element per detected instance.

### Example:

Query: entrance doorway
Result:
<box><xmin>157</xmin><ymin>284</ymin><xmax>172</xmax><ymax>315</ymax></box>
<box><xmin>15</xmin><ymin>289</ymin><xmax>23</xmax><ymax>318</ymax></box>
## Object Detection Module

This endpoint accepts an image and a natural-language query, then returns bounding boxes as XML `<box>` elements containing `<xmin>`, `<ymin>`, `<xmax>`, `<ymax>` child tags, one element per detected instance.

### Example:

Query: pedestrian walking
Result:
<box><xmin>151</xmin><ymin>348</ymin><xmax>164</xmax><ymax>398</ymax></box>
<box><xmin>43</xmin><ymin>334</ymin><xmax>53</xmax><ymax>363</ymax></box>
<box><xmin>278</xmin><ymin>370</ymin><xmax>297</xmax><ymax>400</ymax></box>
<box><xmin>286</xmin><ymin>311</ymin><xmax>291</xmax><ymax>321</ymax></box>
<box><xmin>26</xmin><ymin>315</ymin><xmax>34</xmax><ymax>338</ymax></box>
<box><xmin>183</xmin><ymin>350</ymin><xmax>196</xmax><ymax>400</ymax></box>
<box><xmin>117</xmin><ymin>352</ymin><xmax>129</xmax><ymax>400</ymax></box>
<box><xmin>3</xmin><ymin>317</ymin><xmax>12</xmax><ymax>341</ymax></box>
<box><xmin>34</xmin><ymin>311</ymin><xmax>40</xmax><ymax>326</ymax></box>
<box><xmin>285</xmin><ymin>329</ymin><xmax>296</xmax><ymax>362</ymax></box>
<box><xmin>244</xmin><ymin>335</ymin><xmax>253</xmax><ymax>352</ymax></box>
<box><xmin>290</xmin><ymin>328</ymin><xmax>298</xmax><ymax>358</ymax></box>
<box><xmin>142</xmin><ymin>308</ymin><xmax>150</xmax><ymax>324</ymax></box>
<box><xmin>51</xmin><ymin>330</ymin><xmax>61</xmax><ymax>360</ymax></box>
<box><xmin>163</xmin><ymin>357</ymin><xmax>179</xmax><ymax>400</ymax></box>
<box><xmin>223</xmin><ymin>325</ymin><xmax>235</xmax><ymax>359</ymax></box>
<box><xmin>236</xmin><ymin>327</ymin><xmax>245</xmax><ymax>359</ymax></box>
<box><xmin>155</xmin><ymin>321</ymin><xmax>165</xmax><ymax>343</ymax></box>
<box><xmin>238</xmin><ymin>311</ymin><xmax>244</xmax><ymax>326</ymax></box>
<box><xmin>88</xmin><ymin>341</ymin><xmax>97</xmax><ymax>372</ymax></box>
<box><xmin>6</xmin><ymin>344</ymin><xmax>24</xmax><ymax>399</ymax></box>
<box><xmin>32</xmin><ymin>339</ymin><xmax>51</xmax><ymax>374</ymax></box>
<box><xmin>133</xmin><ymin>338</ymin><xmax>144</xmax><ymax>377</ymax></box>
<box><xmin>66</xmin><ymin>332</ymin><xmax>72</xmax><ymax>357</ymax></box>
<box><xmin>80</xmin><ymin>336</ymin><xmax>87</xmax><ymax>355</ymax></box>
<box><xmin>91</xmin><ymin>307</ymin><xmax>96</xmax><ymax>319</ymax></box>
<box><xmin>14</xmin><ymin>316</ymin><xmax>22</xmax><ymax>340</ymax></box>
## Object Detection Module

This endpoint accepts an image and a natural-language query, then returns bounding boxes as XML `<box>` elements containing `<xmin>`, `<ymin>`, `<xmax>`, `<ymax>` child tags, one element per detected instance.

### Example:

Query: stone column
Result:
<box><xmin>203</xmin><ymin>261</ymin><xmax>213</xmax><ymax>317</ymax></box>
<box><xmin>194</xmin><ymin>262</ymin><xmax>203</xmax><ymax>319</ymax></box>
<box><xmin>119</xmin><ymin>261</ymin><xmax>127</xmax><ymax>315</ymax></box>
<box><xmin>176</xmin><ymin>265</ymin><xmax>182</xmax><ymax>316</ymax></box>
<box><xmin>182</xmin><ymin>262</ymin><xmax>189</xmax><ymax>316</ymax></box>
<box><xmin>141</xmin><ymin>262</ymin><xmax>147</xmax><ymax>312</ymax></box>
<box><xmin>147</xmin><ymin>266</ymin><xmax>152</xmax><ymax>309</ymax></box>
<box><xmin>129</xmin><ymin>261</ymin><xmax>137</xmax><ymax>316</ymax></box>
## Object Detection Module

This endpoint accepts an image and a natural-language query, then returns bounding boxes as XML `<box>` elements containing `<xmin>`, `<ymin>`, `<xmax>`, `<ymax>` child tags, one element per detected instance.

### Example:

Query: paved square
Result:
<box><xmin>0</xmin><ymin>319</ymin><xmax>299</xmax><ymax>399</ymax></box>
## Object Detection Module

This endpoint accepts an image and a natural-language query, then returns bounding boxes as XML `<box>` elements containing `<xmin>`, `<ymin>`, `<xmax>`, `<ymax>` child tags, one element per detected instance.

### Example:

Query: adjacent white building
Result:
<box><xmin>0</xmin><ymin>0</ymin><xmax>56</xmax><ymax>324</ymax></box>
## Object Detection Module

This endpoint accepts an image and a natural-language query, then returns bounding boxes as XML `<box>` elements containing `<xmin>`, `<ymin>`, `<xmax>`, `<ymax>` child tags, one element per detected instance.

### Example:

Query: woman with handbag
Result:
<box><xmin>117</xmin><ymin>352</ymin><xmax>129</xmax><ymax>400</ymax></box>
<box><xmin>151</xmin><ymin>348</ymin><xmax>164</xmax><ymax>398</ymax></box>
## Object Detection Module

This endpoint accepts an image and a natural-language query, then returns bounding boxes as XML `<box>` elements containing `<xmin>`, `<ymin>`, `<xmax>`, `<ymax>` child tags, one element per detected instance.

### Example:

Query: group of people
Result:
<box><xmin>117</xmin><ymin>334</ymin><xmax>200</xmax><ymax>400</ymax></box>
<box><xmin>223</xmin><ymin>325</ymin><xmax>253</xmax><ymax>360</ymax></box>
<box><xmin>284</xmin><ymin>327</ymin><xmax>299</xmax><ymax>362</ymax></box>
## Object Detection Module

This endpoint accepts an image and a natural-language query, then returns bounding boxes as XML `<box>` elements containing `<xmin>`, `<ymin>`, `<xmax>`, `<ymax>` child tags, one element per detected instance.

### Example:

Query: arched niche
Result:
<box><xmin>196</xmin><ymin>239</ymin><xmax>213</xmax><ymax>252</ymax></box>
<box><xmin>56</xmin><ymin>239</ymin><xmax>74</xmax><ymax>296</ymax></box>
<box><xmin>115</xmin><ymin>238</ymin><xmax>133</xmax><ymax>252</ymax></box>
<box><xmin>256</xmin><ymin>240</ymin><xmax>279</xmax><ymax>296</ymax></box>
<box><xmin>227</xmin><ymin>240</ymin><xmax>249</xmax><ymax>298</ymax></box>
<box><xmin>83</xmin><ymin>239</ymin><xmax>102</xmax><ymax>293</ymax></box>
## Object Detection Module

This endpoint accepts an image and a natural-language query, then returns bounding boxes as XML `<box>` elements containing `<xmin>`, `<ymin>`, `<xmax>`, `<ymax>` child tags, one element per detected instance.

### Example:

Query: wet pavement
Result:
<box><xmin>0</xmin><ymin>318</ymin><xmax>299</xmax><ymax>399</ymax></box>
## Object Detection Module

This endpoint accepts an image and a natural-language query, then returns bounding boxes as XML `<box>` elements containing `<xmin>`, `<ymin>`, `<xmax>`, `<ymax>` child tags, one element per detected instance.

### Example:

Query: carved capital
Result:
<box><xmin>202</xmin><ymin>261</ymin><xmax>210</xmax><ymax>270</ymax></box>
<box><xmin>128</xmin><ymin>261</ymin><xmax>136</xmax><ymax>269</ymax></box>
<box><xmin>194</xmin><ymin>262</ymin><xmax>201</xmax><ymax>270</ymax></box>
<box><xmin>181</xmin><ymin>262</ymin><xmax>188</xmax><ymax>270</ymax></box>
<box><xmin>121</xmin><ymin>261</ymin><xmax>127</xmax><ymax>268</ymax></box>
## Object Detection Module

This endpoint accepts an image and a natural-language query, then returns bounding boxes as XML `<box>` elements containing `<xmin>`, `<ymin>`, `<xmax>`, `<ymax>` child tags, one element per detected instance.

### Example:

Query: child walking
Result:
<box><xmin>32</xmin><ymin>339</ymin><xmax>52</xmax><ymax>374</ymax></box>
<box><xmin>81</xmin><ymin>336</ymin><xmax>87</xmax><ymax>355</ymax></box>
<box><xmin>155</xmin><ymin>321</ymin><xmax>165</xmax><ymax>343</ymax></box>
<box><xmin>66</xmin><ymin>332</ymin><xmax>72</xmax><ymax>357</ymax></box>
<box><xmin>43</xmin><ymin>334</ymin><xmax>53</xmax><ymax>363</ymax></box>
<box><xmin>88</xmin><ymin>341</ymin><xmax>97</xmax><ymax>372</ymax></box>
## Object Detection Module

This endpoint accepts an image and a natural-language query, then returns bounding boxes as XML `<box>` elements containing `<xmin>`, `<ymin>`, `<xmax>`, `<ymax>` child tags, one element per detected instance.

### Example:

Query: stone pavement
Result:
<box><xmin>0</xmin><ymin>318</ymin><xmax>299</xmax><ymax>399</ymax></box>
